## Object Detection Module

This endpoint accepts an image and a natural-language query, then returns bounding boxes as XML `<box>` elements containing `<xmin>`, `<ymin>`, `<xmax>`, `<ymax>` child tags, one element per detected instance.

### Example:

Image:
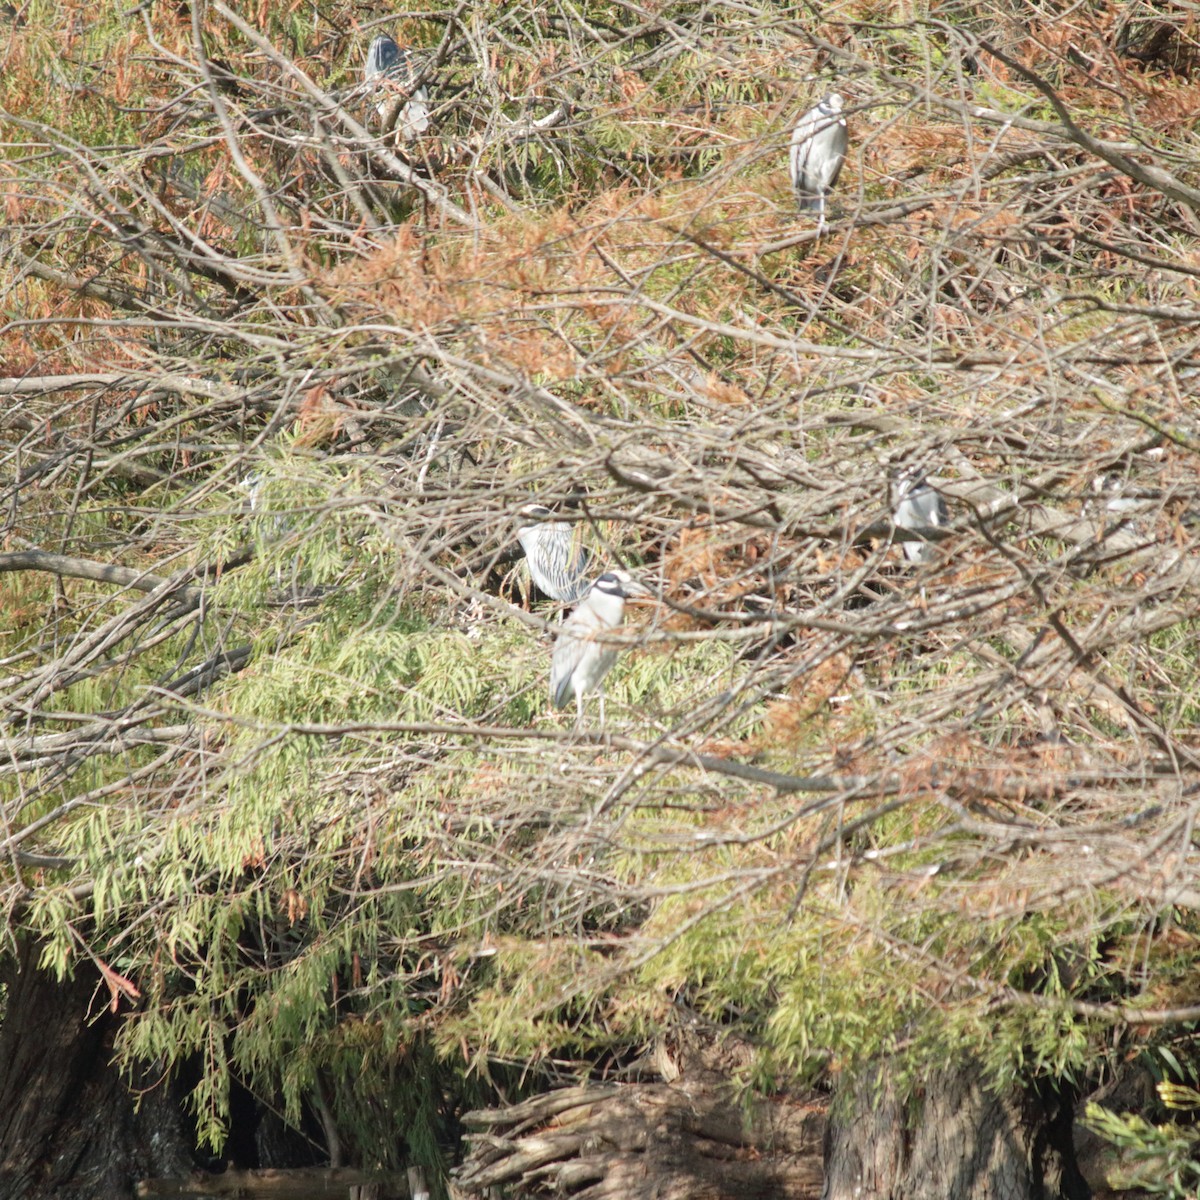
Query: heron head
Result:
<box><xmin>365</xmin><ymin>34</ymin><xmax>401</xmax><ymax>79</ymax></box>
<box><xmin>890</xmin><ymin>464</ymin><xmax>930</xmax><ymax>501</ymax></box>
<box><xmin>517</xmin><ymin>502</ymin><xmax>554</xmax><ymax>523</ymax></box>
<box><xmin>599</xmin><ymin>569</ymin><xmax>654</xmax><ymax>603</ymax></box>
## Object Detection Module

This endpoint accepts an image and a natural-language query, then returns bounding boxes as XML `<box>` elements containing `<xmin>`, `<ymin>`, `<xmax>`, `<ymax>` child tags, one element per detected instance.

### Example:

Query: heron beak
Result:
<box><xmin>623</xmin><ymin>579</ymin><xmax>657</xmax><ymax>604</ymax></box>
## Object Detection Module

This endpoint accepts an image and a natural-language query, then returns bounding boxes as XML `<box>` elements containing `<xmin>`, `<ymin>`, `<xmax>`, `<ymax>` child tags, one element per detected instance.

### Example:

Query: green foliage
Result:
<box><xmin>1084</xmin><ymin>1086</ymin><xmax>1200</xmax><ymax>1199</ymax></box>
<box><xmin>5</xmin><ymin>0</ymin><xmax>1200</xmax><ymax>1185</ymax></box>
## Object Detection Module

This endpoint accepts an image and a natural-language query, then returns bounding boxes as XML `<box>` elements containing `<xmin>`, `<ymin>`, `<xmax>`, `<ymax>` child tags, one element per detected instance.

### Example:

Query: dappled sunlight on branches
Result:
<box><xmin>4</xmin><ymin>0</ymin><xmax>1200</xmax><ymax>1189</ymax></box>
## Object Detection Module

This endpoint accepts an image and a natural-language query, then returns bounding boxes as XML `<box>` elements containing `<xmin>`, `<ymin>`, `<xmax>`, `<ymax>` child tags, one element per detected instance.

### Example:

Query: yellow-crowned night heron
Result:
<box><xmin>1090</xmin><ymin>472</ymin><xmax>1147</xmax><ymax>516</ymax></box>
<box><xmin>789</xmin><ymin>93</ymin><xmax>848</xmax><ymax>232</ymax></box>
<box><xmin>364</xmin><ymin>33</ymin><xmax>430</xmax><ymax>140</ymax></box>
<box><xmin>516</xmin><ymin>504</ymin><xmax>592</xmax><ymax>604</ymax></box>
<box><xmin>237</xmin><ymin>471</ymin><xmax>289</xmax><ymax>537</ymax></box>
<box><xmin>237</xmin><ymin>471</ymin><xmax>264</xmax><ymax>512</ymax></box>
<box><xmin>550</xmin><ymin>570</ymin><xmax>647</xmax><ymax>723</ymax></box>
<box><xmin>892</xmin><ymin>468</ymin><xmax>948</xmax><ymax>565</ymax></box>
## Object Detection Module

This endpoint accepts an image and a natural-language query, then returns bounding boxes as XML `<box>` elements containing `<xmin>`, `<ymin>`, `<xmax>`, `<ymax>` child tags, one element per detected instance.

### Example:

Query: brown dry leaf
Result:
<box><xmin>96</xmin><ymin>956</ymin><xmax>142</xmax><ymax>1014</ymax></box>
<box><xmin>695</xmin><ymin>736</ymin><xmax>755</xmax><ymax>759</ymax></box>
<box><xmin>704</xmin><ymin>377</ymin><xmax>751</xmax><ymax>406</ymax></box>
<box><xmin>283</xmin><ymin>888</ymin><xmax>308</xmax><ymax>925</ymax></box>
<box><xmin>294</xmin><ymin>384</ymin><xmax>341</xmax><ymax>446</ymax></box>
<box><xmin>439</xmin><ymin>957</ymin><xmax>461</xmax><ymax>1005</ymax></box>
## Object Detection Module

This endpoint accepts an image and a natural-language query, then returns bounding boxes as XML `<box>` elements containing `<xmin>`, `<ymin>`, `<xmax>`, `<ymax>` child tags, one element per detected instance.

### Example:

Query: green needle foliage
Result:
<box><xmin>4</xmin><ymin>0</ymin><xmax>1200</xmax><ymax>1190</ymax></box>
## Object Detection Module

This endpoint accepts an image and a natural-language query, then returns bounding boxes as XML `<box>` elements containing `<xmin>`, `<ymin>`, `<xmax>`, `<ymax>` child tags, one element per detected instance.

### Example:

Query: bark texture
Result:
<box><xmin>453</xmin><ymin>1041</ymin><xmax>827</xmax><ymax>1199</ymax></box>
<box><xmin>0</xmin><ymin>937</ymin><xmax>193</xmax><ymax>1199</ymax></box>
<box><xmin>136</xmin><ymin>1166</ymin><xmax>411</xmax><ymax>1197</ymax></box>
<box><xmin>822</xmin><ymin>1060</ymin><xmax>1090</xmax><ymax>1200</ymax></box>
<box><xmin>0</xmin><ymin>945</ymin><xmax>1128</xmax><ymax>1200</ymax></box>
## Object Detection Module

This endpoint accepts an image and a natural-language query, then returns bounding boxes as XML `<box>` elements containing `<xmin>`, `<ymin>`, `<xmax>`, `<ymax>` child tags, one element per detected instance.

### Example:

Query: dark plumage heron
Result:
<box><xmin>364</xmin><ymin>33</ymin><xmax>430</xmax><ymax>140</ymax></box>
<box><xmin>892</xmin><ymin>468</ymin><xmax>948</xmax><ymax>565</ymax></box>
<box><xmin>550</xmin><ymin>570</ymin><xmax>648</xmax><ymax>723</ymax></box>
<box><xmin>789</xmin><ymin>92</ymin><xmax>848</xmax><ymax>231</ymax></box>
<box><xmin>516</xmin><ymin>504</ymin><xmax>592</xmax><ymax>604</ymax></box>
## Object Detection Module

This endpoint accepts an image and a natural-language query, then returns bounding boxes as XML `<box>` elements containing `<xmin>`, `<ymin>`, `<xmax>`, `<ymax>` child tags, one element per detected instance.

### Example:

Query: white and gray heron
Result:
<box><xmin>1090</xmin><ymin>472</ymin><xmax>1148</xmax><ymax>516</ymax></box>
<box><xmin>516</xmin><ymin>504</ymin><xmax>592</xmax><ymax>604</ymax></box>
<box><xmin>550</xmin><ymin>570</ymin><xmax>648</xmax><ymax>723</ymax></box>
<box><xmin>789</xmin><ymin>92</ymin><xmax>848</xmax><ymax>231</ymax></box>
<box><xmin>237</xmin><ymin>471</ymin><xmax>264</xmax><ymax>513</ymax></box>
<box><xmin>892</xmin><ymin>468</ymin><xmax>948</xmax><ymax>565</ymax></box>
<box><xmin>237</xmin><ymin>471</ymin><xmax>289</xmax><ymax>537</ymax></box>
<box><xmin>364</xmin><ymin>33</ymin><xmax>430</xmax><ymax>140</ymax></box>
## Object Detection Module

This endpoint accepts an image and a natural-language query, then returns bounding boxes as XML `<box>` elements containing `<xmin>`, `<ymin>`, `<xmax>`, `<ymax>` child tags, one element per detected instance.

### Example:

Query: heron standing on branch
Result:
<box><xmin>364</xmin><ymin>33</ymin><xmax>430</xmax><ymax>141</ymax></box>
<box><xmin>516</xmin><ymin>504</ymin><xmax>592</xmax><ymax>605</ymax></box>
<box><xmin>550</xmin><ymin>570</ymin><xmax>649</xmax><ymax>723</ymax></box>
<box><xmin>892</xmin><ymin>468</ymin><xmax>948</xmax><ymax>565</ymax></box>
<box><xmin>789</xmin><ymin>92</ymin><xmax>848</xmax><ymax>232</ymax></box>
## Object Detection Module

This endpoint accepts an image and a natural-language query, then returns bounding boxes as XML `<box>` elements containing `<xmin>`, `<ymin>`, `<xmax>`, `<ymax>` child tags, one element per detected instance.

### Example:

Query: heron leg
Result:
<box><xmin>816</xmin><ymin>194</ymin><xmax>826</xmax><ymax>235</ymax></box>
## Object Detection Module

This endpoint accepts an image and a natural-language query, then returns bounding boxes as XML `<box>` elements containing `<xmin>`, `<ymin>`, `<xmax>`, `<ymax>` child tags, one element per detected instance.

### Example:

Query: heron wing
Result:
<box><xmin>788</xmin><ymin>107</ymin><xmax>820</xmax><ymax>192</ymax></box>
<box><xmin>818</xmin><ymin>119</ymin><xmax>849</xmax><ymax>192</ymax></box>
<box><xmin>930</xmin><ymin>490</ymin><xmax>949</xmax><ymax>528</ymax></box>
<box><xmin>391</xmin><ymin>46</ymin><xmax>423</xmax><ymax>89</ymax></box>
<box><xmin>550</xmin><ymin>629</ymin><xmax>585</xmax><ymax>709</ymax></box>
<box><xmin>399</xmin><ymin>93</ymin><xmax>431</xmax><ymax>138</ymax></box>
<box><xmin>901</xmin><ymin>485</ymin><xmax>946</xmax><ymax>530</ymax></box>
<box><xmin>551</xmin><ymin>603</ymin><xmax>616</xmax><ymax>708</ymax></box>
<box><xmin>895</xmin><ymin>484</ymin><xmax>946</xmax><ymax>564</ymax></box>
<box><xmin>520</xmin><ymin>521</ymin><xmax>592</xmax><ymax>602</ymax></box>
<box><xmin>791</xmin><ymin>108</ymin><xmax>847</xmax><ymax>207</ymax></box>
<box><xmin>562</xmin><ymin>539</ymin><xmax>592</xmax><ymax>603</ymax></box>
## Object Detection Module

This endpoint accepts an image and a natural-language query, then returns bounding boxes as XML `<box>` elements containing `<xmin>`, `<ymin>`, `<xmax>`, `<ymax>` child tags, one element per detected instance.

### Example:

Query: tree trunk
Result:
<box><xmin>822</xmin><ymin>1059</ymin><xmax>1089</xmax><ymax>1200</ymax></box>
<box><xmin>453</xmin><ymin>1038</ymin><xmax>827</xmax><ymax>1199</ymax></box>
<box><xmin>0</xmin><ymin>936</ymin><xmax>194</xmax><ymax>1199</ymax></box>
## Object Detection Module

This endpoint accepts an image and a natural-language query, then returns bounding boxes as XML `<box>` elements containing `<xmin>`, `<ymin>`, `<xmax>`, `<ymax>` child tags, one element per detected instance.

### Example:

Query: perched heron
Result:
<box><xmin>237</xmin><ymin>471</ymin><xmax>288</xmax><ymax>536</ymax></box>
<box><xmin>1090</xmin><ymin>472</ymin><xmax>1147</xmax><ymax>516</ymax></box>
<box><xmin>237</xmin><ymin>471</ymin><xmax>264</xmax><ymax>512</ymax></box>
<box><xmin>364</xmin><ymin>33</ymin><xmax>430</xmax><ymax>140</ymax></box>
<box><xmin>516</xmin><ymin>504</ymin><xmax>592</xmax><ymax>604</ymax></box>
<box><xmin>550</xmin><ymin>570</ymin><xmax>647</xmax><ymax>723</ymax></box>
<box><xmin>789</xmin><ymin>92</ymin><xmax>848</xmax><ymax>231</ymax></box>
<box><xmin>892</xmin><ymin>468</ymin><xmax>948</xmax><ymax>565</ymax></box>
<box><xmin>236</xmin><ymin>472</ymin><xmax>290</xmax><ymax>535</ymax></box>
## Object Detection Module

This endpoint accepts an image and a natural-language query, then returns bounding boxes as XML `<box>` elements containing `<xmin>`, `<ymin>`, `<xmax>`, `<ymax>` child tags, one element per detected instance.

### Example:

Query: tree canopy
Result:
<box><xmin>3</xmin><ymin>0</ymin><xmax>1200</xmax><ymax>1193</ymax></box>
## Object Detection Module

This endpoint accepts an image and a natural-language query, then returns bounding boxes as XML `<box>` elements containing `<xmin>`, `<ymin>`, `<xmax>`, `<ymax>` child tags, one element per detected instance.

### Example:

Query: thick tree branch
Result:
<box><xmin>0</xmin><ymin>552</ymin><xmax>202</xmax><ymax>603</ymax></box>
